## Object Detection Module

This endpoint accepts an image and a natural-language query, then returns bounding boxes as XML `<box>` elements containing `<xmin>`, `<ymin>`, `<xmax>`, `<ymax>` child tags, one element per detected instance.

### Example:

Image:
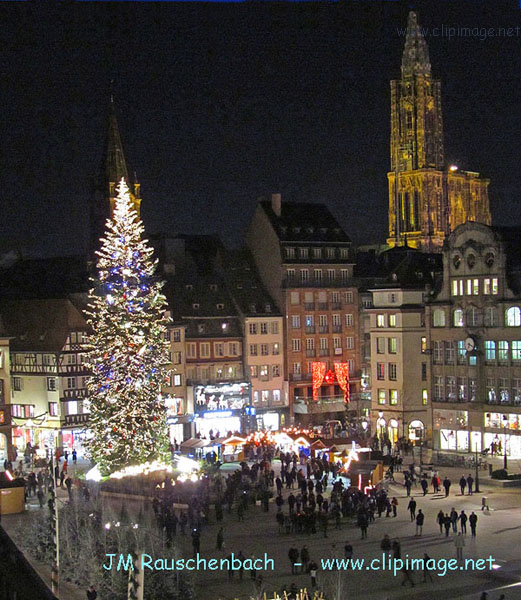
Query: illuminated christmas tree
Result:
<box><xmin>86</xmin><ymin>178</ymin><xmax>170</xmax><ymax>476</ymax></box>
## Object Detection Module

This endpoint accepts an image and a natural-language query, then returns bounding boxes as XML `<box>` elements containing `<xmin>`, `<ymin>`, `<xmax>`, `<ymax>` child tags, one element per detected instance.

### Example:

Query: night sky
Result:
<box><xmin>1</xmin><ymin>1</ymin><xmax>521</xmax><ymax>258</ymax></box>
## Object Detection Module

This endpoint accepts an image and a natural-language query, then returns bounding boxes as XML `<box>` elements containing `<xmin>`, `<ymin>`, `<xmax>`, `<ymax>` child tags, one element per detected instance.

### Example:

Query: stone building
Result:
<box><xmin>387</xmin><ymin>12</ymin><xmax>491</xmax><ymax>251</ymax></box>
<box><xmin>426</xmin><ymin>222</ymin><xmax>521</xmax><ymax>458</ymax></box>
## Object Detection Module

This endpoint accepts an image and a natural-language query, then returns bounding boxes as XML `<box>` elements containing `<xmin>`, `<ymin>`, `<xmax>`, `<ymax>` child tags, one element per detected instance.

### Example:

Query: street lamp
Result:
<box><xmin>502</xmin><ymin>415</ymin><xmax>509</xmax><ymax>471</ymax></box>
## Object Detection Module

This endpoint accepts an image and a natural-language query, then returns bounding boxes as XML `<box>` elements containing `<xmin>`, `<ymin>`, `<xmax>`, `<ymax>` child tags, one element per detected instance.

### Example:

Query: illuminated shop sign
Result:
<box><xmin>194</xmin><ymin>382</ymin><xmax>250</xmax><ymax>413</ymax></box>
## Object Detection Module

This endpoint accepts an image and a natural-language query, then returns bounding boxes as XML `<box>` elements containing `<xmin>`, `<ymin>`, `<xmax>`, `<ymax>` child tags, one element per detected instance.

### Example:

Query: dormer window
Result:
<box><xmin>197</xmin><ymin>324</ymin><xmax>205</xmax><ymax>333</ymax></box>
<box><xmin>250</xmin><ymin>304</ymin><xmax>256</xmax><ymax>313</ymax></box>
<box><xmin>299</xmin><ymin>247</ymin><xmax>309</xmax><ymax>259</ymax></box>
<box><xmin>293</xmin><ymin>227</ymin><xmax>301</xmax><ymax>234</ymax></box>
<box><xmin>186</xmin><ymin>284</ymin><xmax>193</xmax><ymax>291</ymax></box>
<box><xmin>265</xmin><ymin>304</ymin><xmax>271</xmax><ymax>312</ymax></box>
<box><xmin>485</xmin><ymin>252</ymin><xmax>495</xmax><ymax>268</ymax></box>
<box><xmin>210</xmin><ymin>284</ymin><xmax>218</xmax><ymax>291</ymax></box>
<box><xmin>192</xmin><ymin>303</ymin><xmax>200</xmax><ymax>310</ymax></box>
<box><xmin>216</xmin><ymin>303</ymin><xmax>224</xmax><ymax>310</ymax></box>
<box><xmin>286</xmin><ymin>247</ymin><xmax>296</xmax><ymax>259</ymax></box>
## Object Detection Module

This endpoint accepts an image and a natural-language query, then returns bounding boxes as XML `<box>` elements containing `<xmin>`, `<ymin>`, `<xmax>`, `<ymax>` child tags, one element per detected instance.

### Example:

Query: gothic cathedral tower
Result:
<box><xmin>90</xmin><ymin>98</ymin><xmax>142</xmax><ymax>261</ymax></box>
<box><xmin>387</xmin><ymin>12</ymin><xmax>491</xmax><ymax>251</ymax></box>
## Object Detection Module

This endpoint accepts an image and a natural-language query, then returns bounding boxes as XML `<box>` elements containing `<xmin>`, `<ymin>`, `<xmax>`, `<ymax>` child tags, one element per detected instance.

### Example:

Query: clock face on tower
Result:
<box><xmin>465</xmin><ymin>337</ymin><xmax>476</xmax><ymax>352</ymax></box>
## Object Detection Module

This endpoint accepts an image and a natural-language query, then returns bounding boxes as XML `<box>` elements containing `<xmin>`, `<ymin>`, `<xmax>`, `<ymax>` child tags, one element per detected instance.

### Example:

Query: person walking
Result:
<box><xmin>450</xmin><ymin>508</ymin><xmax>458</xmax><ymax>533</ymax></box>
<box><xmin>344</xmin><ymin>540</ymin><xmax>353</xmax><ymax>561</ymax></box>
<box><xmin>420</xmin><ymin>478</ymin><xmax>428</xmax><ymax>496</ymax></box>
<box><xmin>65</xmin><ymin>476</ymin><xmax>73</xmax><ymax>502</ymax></box>
<box><xmin>300</xmin><ymin>545</ymin><xmax>310</xmax><ymax>573</ymax></box>
<box><xmin>407</xmin><ymin>498</ymin><xmax>416</xmax><ymax>522</ymax></box>
<box><xmin>466</xmin><ymin>474</ymin><xmax>474</xmax><ymax>495</ymax></box>
<box><xmin>454</xmin><ymin>532</ymin><xmax>465</xmax><ymax>561</ymax></box>
<box><xmin>422</xmin><ymin>553</ymin><xmax>433</xmax><ymax>583</ymax></box>
<box><xmin>459</xmin><ymin>475</ymin><xmax>467</xmax><ymax>495</ymax></box>
<box><xmin>432</xmin><ymin>473</ymin><xmax>439</xmax><ymax>493</ymax></box>
<box><xmin>443</xmin><ymin>477</ymin><xmax>451</xmax><ymax>497</ymax></box>
<box><xmin>309</xmin><ymin>560</ymin><xmax>318</xmax><ymax>588</ymax></box>
<box><xmin>288</xmin><ymin>547</ymin><xmax>299</xmax><ymax>574</ymax></box>
<box><xmin>358</xmin><ymin>512</ymin><xmax>368</xmax><ymax>539</ymax></box>
<box><xmin>415</xmin><ymin>509</ymin><xmax>424</xmax><ymax>536</ymax></box>
<box><xmin>404</xmin><ymin>477</ymin><xmax>412</xmax><ymax>497</ymax></box>
<box><xmin>391</xmin><ymin>497</ymin><xmax>398</xmax><ymax>518</ymax></box>
<box><xmin>86</xmin><ymin>585</ymin><xmax>97</xmax><ymax>600</ymax></box>
<box><xmin>437</xmin><ymin>509</ymin><xmax>445</xmax><ymax>533</ymax></box>
<box><xmin>469</xmin><ymin>512</ymin><xmax>478</xmax><ymax>537</ymax></box>
<box><xmin>443</xmin><ymin>513</ymin><xmax>451</xmax><ymax>537</ymax></box>
<box><xmin>72</xmin><ymin>449</ymin><xmax>77</xmax><ymax>464</ymax></box>
<box><xmin>459</xmin><ymin>510</ymin><xmax>468</xmax><ymax>534</ymax></box>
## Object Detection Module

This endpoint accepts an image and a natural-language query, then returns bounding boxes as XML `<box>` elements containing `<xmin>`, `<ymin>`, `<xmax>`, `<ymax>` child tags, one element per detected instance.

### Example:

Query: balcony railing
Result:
<box><xmin>331</xmin><ymin>302</ymin><xmax>342</xmax><ymax>310</ymax></box>
<box><xmin>305</xmin><ymin>326</ymin><xmax>315</xmax><ymax>334</ymax></box>
<box><xmin>304</xmin><ymin>303</ymin><xmax>315</xmax><ymax>310</ymax></box>
<box><xmin>332</xmin><ymin>325</ymin><xmax>342</xmax><ymax>333</ymax></box>
<box><xmin>318</xmin><ymin>325</ymin><xmax>329</xmax><ymax>333</ymax></box>
<box><xmin>319</xmin><ymin>348</ymin><xmax>329</xmax><ymax>357</ymax></box>
<box><xmin>306</xmin><ymin>349</ymin><xmax>316</xmax><ymax>357</ymax></box>
<box><xmin>318</xmin><ymin>303</ymin><xmax>328</xmax><ymax>310</ymax></box>
<box><xmin>64</xmin><ymin>413</ymin><xmax>90</xmax><ymax>427</ymax></box>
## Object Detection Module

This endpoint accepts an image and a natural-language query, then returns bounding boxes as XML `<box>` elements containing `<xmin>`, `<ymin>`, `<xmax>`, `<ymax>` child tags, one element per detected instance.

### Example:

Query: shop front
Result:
<box><xmin>388</xmin><ymin>418</ymin><xmax>399</xmax><ymax>444</ymax></box>
<box><xmin>433</xmin><ymin>409</ymin><xmax>469</xmax><ymax>451</ymax></box>
<box><xmin>408</xmin><ymin>419</ymin><xmax>425</xmax><ymax>445</ymax></box>
<box><xmin>193</xmin><ymin>381</ymin><xmax>250</xmax><ymax>438</ymax></box>
<box><xmin>484</xmin><ymin>411</ymin><xmax>521</xmax><ymax>458</ymax></box>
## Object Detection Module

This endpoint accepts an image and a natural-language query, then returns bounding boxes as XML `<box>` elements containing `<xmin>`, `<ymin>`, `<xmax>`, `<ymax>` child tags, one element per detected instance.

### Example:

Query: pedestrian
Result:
<box><xmin>443</xmin><ymin>477</ymin><xmax>451</xmax><ymax>497</ymax></box>
<box><xmin>309</xmin><ymin>560</ymin><xmax>318</xmax><ymax>588</ymax></box>
<box><xmin>407</xmin><ymin>498</ymin><xmax>416</xmax><ymax>521</ymax></box>
<box><xmin>443</xmin><ymin>514</ymin><xmax>451</xmax><ymax>537</ymax></box>
<box><xmin>391</xmin><ymin>497</ymin><xmax>398</xmax><ymax>517</ymax></box>
<box><xmin>432</xmin><ymin>474</ymin><xmax>439</xmax><ymax>493</ymax></box>
<box><xmin>479</xmin><ymin>592</ymin><xmax>488</xmax><ymax>600</ymax></box>
<box><xmin>380</xmin><ymin>534</ymin><xmax>391</xmax><ymax>554</ymax></box>
<box><xmin>454</xmin><ymin>532</ymin><xmax>465</xmax><ymax>561</ymax></box>
<box><xmin>288</xmin><ymin>547</ymin><xmax>299</xmax><ymax>574</ymax></box>
<box><xmin>300</xmin><ymin>545</ymin><xmax>310</xmax><ymax>573</ymax></box>
<box><xmin>469</xmin><ymin>512</ymin><xmax>478</xmax><ymax>537</ymax></box>
<box><xmin>420</xmin><ymin>478</ymin><xmax>428</xmax><ymax>496</ymax></box>
<box><xmin>65</xmin><ymin>476</ymin><xmax>73</xmax><ymax>502</ymax></box>
<box><xmin>392</xmin><ymin>539</ymin><xmax>401</xmax><ymax>560</ymax></box>
<box><xmin>459</xmin><ymin>510</ymin><xmax>468</xmax><ymax>534</ymax></box>
<box><xmin>344</xmin><ymin>540</ymin><xmax>353</xmax><ymax>561</ymax></box>
<box><xmin>422</xmin><ymin>553</ymin><xmax>433</xmax><ymax>583</ymax></box>
<box><xmin>481</xmin><ymin>497</ymin><xmax>490</xmax><ymax>511</ymax></box>
<box><xmin>415</xmin><ymin>509</ymin><xmax>424</xmax><ymax>536</ymax></box>
<box><xmin>60</xmin><ymin>469</ymin><xmax>65</xmax><ymax>488</ymax></box>
<box><xmin>358</xmin><ymin>512</ymin><xmax>368</xmax><ymax>539</ymax></box>
<box><xmin>37</xmin><ymin>487</ymin><xmax>45</xmax><ymax>508</ymax></box>
<box><xmin>459</xmin><ymin>475</ymin><xmax>466</xmax><ymax>495</ymax></box>
<box><xmin>450</xmin><ymin>508</ymin><xmax>458</xmax><ymax>533</ymax></box>
<box><xmin>216</xmin><ymin>526</ymin><xmax>224</xmax><ymax>551</ymax></box>
<box><xmin>437</xmin><ymin>509</ymin><xmax>445</xmax><ymax>533</ymax></box>
<box><xmin>466</xmin><ymin>474</ymin><xmax>474</xmax><ymax>495</ymax></box>
<box><xmin>404</xmin><ymin>478</ymin><xmax>412</xmax><ymax>497</ymax></box>
<box><xmin>72</xmin><ymin>449</ymin><xmax>77</xmax><ymax>464</ymax></box>
<box><xmin>86</xmin><ymin>585</ymin><xmax>97</xmax><ymax>600</ymax></box>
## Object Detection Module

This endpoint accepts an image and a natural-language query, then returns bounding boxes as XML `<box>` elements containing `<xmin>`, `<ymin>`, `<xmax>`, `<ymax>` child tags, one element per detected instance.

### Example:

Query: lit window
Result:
<box><xmin>273</xmin><ymin>390</ymin><xmax>281</xmax><ymax>403</ymax></box>
<box><xmin>512</xmin><ymin>341</ymin><xmax>521</xmax><ymax>361</ymax></box>
<box><xmin>492</xmin><ymin>278</ymin><xmax>498</xmax><ymax>295</ymax></box>
<box><xmin>506</xmin><ymin>307</ymin><xmax>521</xmax><ymax>327</ymax></box>
<box><xmin>388</xmin><ymin>338</ymin><xmax>397</xmax><ymax>354</ymax></box>
<box><xmin>485</xmin><ymin>341</ymin><xmax>496</xmax><ymax>361</ymax></box>
<box><xmin>422</xmin><ymin>389</ymin><xmax>428</xmax><ymax>405</ymax></box>
<box><xmin>48</xmin><ymin>402</ymin><xmax>58</xmax><ymax>417</ymax></box>
<box><xmin>47</xmin><ymin>377</ymin><xmax>57</xmax><ymax>392</ymax></box>
<box><xmin>262</xmin><ymin>390</ymin><xmax>269</xmax><ymax>402</ymax></box>
<box><xmin>250</xmin><ymin>366</ymin><xmax>258</xmax><ymax>378</ymax></box>
<box><xmin>272</xmin><ymin>365</ymin><xmax>280</xmax><ymax>377</ymax></box>
<box><xmin>498</xmin><ymin>341</ymin><xmax>509</xmax><ymax>362</ymax></box>
<box><xmin>390</xmin><ymin>390</ymin><xmax>398</xmax><ymax>405</ymax></box>
<box><xmin>173</xmin><ymin>374</ymin><xmax>182</xmax><ymax>386</ymax></box>
<box><xmin>378</xmin><ymin>389</ymin><xmax>386</xmax><ymax>405</ymax></box>
<box><xmin>421</xmin><ymin>337</ymin><xmax>427</xmax><ymax>353</ymax></box>
<box><xmin>473</xmin><ymin>279</ymin><xmax>479</xmax><ymax>295</ymax></box>
<box><xmin>376</xmin><ymin>363</ymin><xmax>385</xmax><ymax>380</ymax></box>
<box><xmin>453</xmin><ymin>309</ymin><xmax>464</xmax><ymax>327</ymax></box>
<box><xmin>389</xmin><ymin>314</ymin><xmax>396</xmax><ymax>327</ymax></box>
<box><xmin>376</xmin><ymin>314</ymin><xmax>386</xmax><ymax>328</ymax></box>
<box><xmin>292</xmin><ymin>339</ymin><xmax>301</xmax><ymax>352</ymax></box>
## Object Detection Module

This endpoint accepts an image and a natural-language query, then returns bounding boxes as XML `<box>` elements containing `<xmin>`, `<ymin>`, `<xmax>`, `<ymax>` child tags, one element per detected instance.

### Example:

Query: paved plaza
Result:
<box><xmin>3</xmin><ymin>457</ymin><xmax>521</xmax><ymax>600</ymax></box>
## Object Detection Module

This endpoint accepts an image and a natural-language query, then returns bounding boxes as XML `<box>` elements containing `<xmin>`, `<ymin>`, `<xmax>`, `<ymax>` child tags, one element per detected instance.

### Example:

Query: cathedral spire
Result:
<box><xmin>401</xmin><ymin>12</ymin><xmax>431</xmax><ymax>78</ymax></box>
<box><xmin>104</xmin><ymin>97</ymin><xmax>130</xmax><ymax>187</ymax></box>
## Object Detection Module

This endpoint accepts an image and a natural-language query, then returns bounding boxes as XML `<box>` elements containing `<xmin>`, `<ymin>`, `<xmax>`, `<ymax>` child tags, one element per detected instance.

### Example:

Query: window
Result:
<box><xmin>173</xmin><ymin>374</ymin><xmax>182</xmax><ymax>387</ymax></box>
<box><xmin>67</xmin><ymin>377</ymin><xmax>76</xmax><ymax>389</ymax></box>
<box><xmin>472</xmin><ymin>279</ymin><xmax>479</xmax><ymax>295</ymax></box>
<box><xmin>376</xmin><ymin>314</ymin><xmax>386</xmax><ymax>328</ymax></box>
<box><xmin>291</xmin><ymin>315</ymin><xmax>301</xmax><ymax>329</ymax></box>
<box><xmin>433</xmin><ymin>341</ymin><xmax>443</xmax><ymax>364</ymax></box>
<box><xmin>163</xmin><ymin>330</ymin><xmax>171</xmax><ymax>342</ymax></box>
<box><xmin>445</xmin><ymin>341</ymin><xmax>456</xmax><ymax>364</ymax></box>
<box><xmin>466</xmin><ymin>306</ymin><xmax>480</xmax><ymax>327</ymax></box>
<box><xmin>348</xmin><ymin>359</ymin><xmax>355</xmax><ymax>373</ymax></box>
<box><xmin>286</xmin><ymin>247</ymin><xmax>295</xmax><ymax>259</ymax></box>
<box><xmin>319</xmin><ymin>314</ymin><xmax>328</xmax><ymax>327</ymax></box>
<box><xmin>173</xmin><ymin>329</ymin><xmax>181</xmax><ymax>342</ymax></box>
<box><xmin>492</xmin><ymin>278</ymin><xmax>499</xmax><ymax>295</ymax></box>
<box><xmin>326</xmin><ymin>247</ymin><xmax>335</xmax><ymax>259</ymax></box>
<box><xmin>340</xmin><ymin>248</ymin><xmax>349</xmax><ymax>259</ymax></box>
<box><xmin>260</xmin><ymin>322</ymin><xmax>268</xmax><ymax>335</ymax></box>
<box><xmin>214</xmin><ymin>343</ymin><xmax>224</xmax><ymax>357</ymax></box>
<box><xmin>333</xmin><ymin>337</ymin><xmax>341</xmax><ymax>349</ymax></box>
<box><xmin>11</xmin><ymin>404</ymin><xmax>23</xmax><ymax>418</ymax></box>
<box><xmin>332</xmin><ymin>314</ymin><xmax>341</xmax><ymax>327</ymax></box>
<box><xmin>290</xmin><ymin>291</ymin><xmax>299</xmax><ymax>305</ymax></box>
<box><xmin>249</xmin><ymin>323</ymin><xmax>257</xmax><ymax>335</ymax></box>
<box><xmin>261</xmin><ymin>390</ymin><xmax>269</xmax><ymax>403</ymax></box>
<box><xmin>47</xmin><ymin>377</ymin><xmax>57</xmax><ymax>392</ymax></box>
<box><xmin>453</xmin><ymin>309</ymin><xmax>464</xmax><ymax>327</ymax></box>
<box><xmin>312</xmin><ymin>248</ymin><xmax>321</xmax><ymax>259</ymax></box>
<box><xmin>390</xmin><ymin>390</ymin><xmax>398</xmax><ymax>405</ymax></box>
<box><xmin>272</xmin><ymin>365</ymin><xmax>280</xmax><ymax>377</ymax></box>
<box><xmin>469</xmin><ymin>378</ymin><xmax>477</xmax><ymax>402</ymax></box>
<box><xmin>270</xmin><ymin>322</ymin><xmax>279</xmax><ymax>334</ymax></box>
<box><xmin>422</xmin><ymin>389</ymin><xmax>428</xmax><ymax>405</ymax></box>
<box><xmin>434</xmin><ymin>376</ymin><xmax>443</xmax><ymax>401</ymax></box>
<box><xmin>293</xmin><ymin>363</ymin><xmax>301</xmax><ymax>375</ymax></box>
<box><xmin>250</xmin><ymin>344</ymin><xmax>258</xmax><ymax>356</ymax></box>
<box><xmin>66</xmin><ymin>354</ymin><xmax>76</xmax><ymax>365</ymax></box>
<box><xmin>487</xmin><ymin>378</ymin><xmax>497</xmax><ymax>404</ymax></box>
<box><xmin>421</xmin><ymin>337</ymin><xmax>427</xmax><ymax>353</ymax></box>
<box><xmin>485</xmin><ymin>340</ymin><xmax>496</xmax><ymax>361</ymax></box>
<box><xmin>458</xmin><ymin>377</ymin><xmax>467</xmax><ymax>401</ymax></box>
<box><xmin>228</xmin><ymin>343</ymin><xmax>238</xmax><ymax>356</ymax></box>
<box><xmin>484</xmin><ymin>278</ymin><xmax>499</xmax><ymax>295</ymax></box>
<box><xmin>466</xmin><ymin>279</ymin><xmax>473</xmax><ymax>296</ymax></box>
<box><xmin>484</xmin><ymin>307</ymin><xmax>498</xmax><ymax>327</ymax></box>
<box><xmin>250</xmin><ymin>366</ymin><xmax>258</xmax><ymax>378</ymax></box>
<box><xmin>452</xmin><ymin>280</ymin><xmax>459</xmax><ymax>296</ymax></box>
<box><xmin>273</xmin><ymin>390</ymin><xmax>281</xmax><ymax>403</ymax></box>
<box><xmin>287</xmin><ymin>269</ymin><xmax>296</xmax><ymax>283</ymax></box>
<box><xmin>513</xmin><ymin>379</ymin><xmax>521</xmax><ymax>405</ymax></box>
<box><xmin>388</xmin><ymin>338</ymin><xmax>397</xmax><ymax>354</ymax></box>
<box><xmin>197</xmin><ymin>323</ymin><xmax>205</xmax><ymax>334</ymax></box>
<box><xmin>299</xmin><ymin>247</ymin><xmax>309</xmax><ymax>259</ymax></box>
<box><xmin>200</xmin><ymin>343</ymin><xmax>210</xmax><ymax>358</ymax></box>
<box><xmin>377</xmin><ymin>389</ymin><xmax>386</xmax><ymax>405</ymax></box>
<box><xmin>48</xmin><ymin>402</ymin><xmax>58</xmax><ymax>417</ymax></box>
<box><xmin>340</xmin><ymin>269</ymin><xmax>349</xmax><ymax>284</ymax></box>
<box><xmin>331</xmin><ymin>291</ymin><xmax>340</xmax><ymax>304</ymax></box>
<box><xmin>346</xmin><ymin>337</ymin><xmax>354</xmax><ymax>350</ymax></box>
<box><xmin>314</xmin><ymin>269</ymin><xmax>323</xmax><ymax>284</ymax></box>
<box><xmin>345</xmin><ymin>314</ymin><xmax>353</xmax><ymax>327</ymax></box>
<box><xmin>388</xmin><ymin>314</ymin><xmax>396</xmax><ymax>327</ymax></box>
<box><xmin>300</xmin><ymin>270</ymin><xmax>309</xmax><ymax>283</ymax></box>
<box><xmin>388</xmin><ymin>363</ymin><xmax>397</xmax><ymax>381</ymax></box>
<box><xmin>376</xmin><ymin>338</ymin><xmax>386</xmax><ymax>354</ymax></box>
<box><xmin>446</xmin><ymin>376</ymin><xmax>456</xmax><ymax>401</ymax></box>
<box><xmin>261</xmin><ymin>344</ymin><xmax>269</xmax><ymax>356</ymax></box>
<box><xmin>306</xmin><ymin>338</ymin><xmax>315</xmax><ymax>350</ymax></box>
<box><xmin>187</xmin><ymin>343</ymin><xmax>197</xmax><ymax>359</ymax></box>
<box><xmin>272</xmin><ymin>343</ymin><xmax>280</xmax><ymax>355</ymax></box>
<box><xmin>457</xmin><ymin>340</ymin><xmax>466</xmax><ymax>363</ymax></box>
<box><xmin>376</xmin><ymin>363</ymin><xmax>385</xmax><ymax>380</ymax></box>
<box><xmin>506</xmin><ymin>307</ymin><xmax>521</xmax><ymax>327</ymax></box>
<box><xmin>292</xmin><ymin>339</ymin><xmax>301</xmax><ymax>352</ymax></box>
<box><xmin>260</xmin><ymin>365</ymin><xmax>268</xmax><ymax>378</ymax></box>
<box><xmin>421</xmin><ymin>362</ymin><xmax>427</xmax><ymax>381</ymax></box>
<box><xmin>512</xmin><ymin>341</ymin><xmax>521</xmax><ymax>361</ymax></box>
<box><xmin>319</xmin><ymin>338</ymin><xmax>328</xmax><ymax>349</ymax></box>
<box><xmin>499</xmin><ymin>341</ymin><xmax>509</xmax><ymax>362</ymax></box>
<box><xmin>253</xmin><ymin>391</ymin><xmax>259</xmax><ymax>403</ymax></box>
<box><xmin>344</xmin><ymin>292</ymin><xmax>353</xmax><ymax>304</ymax></box>
<box><xmin>327</xmin><ymin>269</ymin><xmax>335</xmax><ymax>283</ymax></box>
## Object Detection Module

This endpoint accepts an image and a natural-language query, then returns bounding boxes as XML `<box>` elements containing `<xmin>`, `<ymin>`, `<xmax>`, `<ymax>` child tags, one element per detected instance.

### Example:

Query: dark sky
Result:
<box><xmin>1</xmin><ymin>0</ymin><xmax>521</xmax><ymax>257</ymax></box>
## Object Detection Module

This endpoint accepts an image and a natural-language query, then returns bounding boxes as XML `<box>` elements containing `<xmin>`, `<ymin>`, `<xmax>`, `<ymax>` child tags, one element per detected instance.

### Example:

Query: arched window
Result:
<box><xmin>466</xmin><ymin>306</ymin><xmax>480</xmax><ymax>328</ymax></box>
<box><xmin>433</xmin><ymin>309</ymin><xmax>446</xmax><ymax>327</ymax></box>
<box><xmin>484</xmin><ymin>307</ymin><xmax>498</xmax><ymax>327</ymax></box>
<box><xmin>506</xmin><ymin>307</ymin><xmax>521</xmax><ymax>327</ymax></box>
<box><xmin>453</xmin><ymin>309</ymin><xmax>464</xmax><ymax>327</ymax></box>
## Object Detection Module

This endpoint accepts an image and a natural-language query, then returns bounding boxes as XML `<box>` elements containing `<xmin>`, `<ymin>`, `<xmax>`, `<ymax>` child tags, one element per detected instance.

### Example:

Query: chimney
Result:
<box><xmin>271</xmin><ymin>193</ymin><xmax>281</xmax><ymax>217</ymax></box>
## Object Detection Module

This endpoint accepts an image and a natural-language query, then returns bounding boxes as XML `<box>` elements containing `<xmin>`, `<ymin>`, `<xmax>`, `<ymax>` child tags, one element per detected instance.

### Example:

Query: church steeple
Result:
<box><xmin>105</xmin><ymin>97</ymin><xmax>130</xmax><ymax>190</ymax></box>
<box><xmin>401</xmin><ymin>11</ymin><xmax>431</xmax><ymax>78</ymax></box>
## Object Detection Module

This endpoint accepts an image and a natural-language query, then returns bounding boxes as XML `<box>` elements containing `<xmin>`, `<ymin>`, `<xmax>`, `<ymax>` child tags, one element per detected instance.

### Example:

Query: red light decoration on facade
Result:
<box><xmin>324</xmin><ymin>369</ymin><xmax>335</xmax><ymax>385</ymax></box>
<box><xmin>312</xmin><ymin>362</ymin><xmax>327</xmax><ymax>402</ymax></box>
<box><xmin>334</xmin><ymin>362</ymin><xmax>350</xmax><ymax>403</ymax></box>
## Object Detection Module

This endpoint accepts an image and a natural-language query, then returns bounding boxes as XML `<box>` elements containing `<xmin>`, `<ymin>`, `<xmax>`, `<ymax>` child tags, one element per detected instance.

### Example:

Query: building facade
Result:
<box><xmin>246</xmin><ymin>194</ymin><xmax>360</xmax><ymax>424</ymax></box>
<box><xmin>426</xmin><ymin>222</ymin><xmax>521</xmax><ymax>457</ymax></box>
<box><xmin>387</xmin><ymin>12</ymin><xmax>490</xmax><ymax>251</ymax></box>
